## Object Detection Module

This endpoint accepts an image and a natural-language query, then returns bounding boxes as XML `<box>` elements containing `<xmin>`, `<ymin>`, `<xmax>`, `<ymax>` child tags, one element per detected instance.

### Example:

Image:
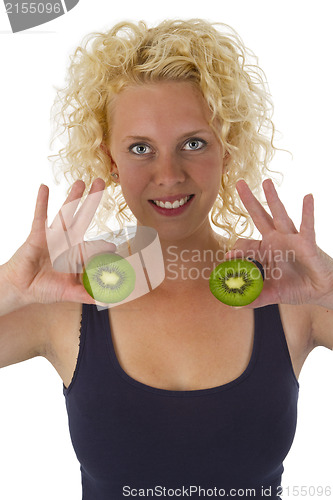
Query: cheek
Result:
<box><xmin>196</xmin><ymin>158</ymin><xmax>223</xmax><ymax>196</ymax></box>
<box><xmin>118</xmin><ymin>168</ymin><xmax>147</xmax><ymax>206</ymax></box>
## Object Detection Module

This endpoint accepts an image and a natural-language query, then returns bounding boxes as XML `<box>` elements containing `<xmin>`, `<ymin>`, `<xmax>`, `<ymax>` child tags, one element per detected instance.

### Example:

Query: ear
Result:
<box><xmin>100</xmin><ymin>143</ymin><xmax>118</xmax><ymax>172</ymax></box>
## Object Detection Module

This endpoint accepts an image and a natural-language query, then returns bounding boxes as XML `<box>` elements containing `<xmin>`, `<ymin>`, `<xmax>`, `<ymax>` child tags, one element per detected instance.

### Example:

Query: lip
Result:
<box><xmin>149</xmin><ymin>193</ymin><xmax>194</xmax><ymax>203</ymax></box>
<box><xmin>148</xmin><ymin>195</ymin><xmax>195</xmax><ymax>216</ymax></box>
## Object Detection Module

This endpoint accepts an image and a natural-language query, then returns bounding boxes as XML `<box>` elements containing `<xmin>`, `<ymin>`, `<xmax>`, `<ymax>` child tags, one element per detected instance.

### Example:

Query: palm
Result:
<box><xmin>6</xmin><ymin>179</ymin><xmax>115</xmax><ymax>306</ymax></box>
<box><xmin>8</xmin><ymin>235</ymin><xmax>88</xmax><ymax>305</ymax></box>
<box><xmin>225</xmin><ymin>179</ymin><xmax>333</xmax><ymax>308</ymax></box>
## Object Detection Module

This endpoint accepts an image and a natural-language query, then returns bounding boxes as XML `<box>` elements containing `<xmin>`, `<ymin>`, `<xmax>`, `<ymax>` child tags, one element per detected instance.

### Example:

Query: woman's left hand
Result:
<box><xmin>224</xmin><ymin>178</ymin><xmax>333</xmax><ymax>308</ymax></box>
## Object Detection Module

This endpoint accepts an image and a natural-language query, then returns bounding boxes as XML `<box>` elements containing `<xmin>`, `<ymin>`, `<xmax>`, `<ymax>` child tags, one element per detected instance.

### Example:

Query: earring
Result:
<box><xmin>111</xmin><ymin>172</ymin><xmax>119</xmax><ymax>180</ymax></box>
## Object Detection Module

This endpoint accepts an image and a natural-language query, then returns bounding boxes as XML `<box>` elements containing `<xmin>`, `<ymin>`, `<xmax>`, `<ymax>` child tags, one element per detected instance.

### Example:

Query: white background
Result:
<box><xmin>0</xmin><ymin>0</ymin><xmax>332</xmax><ymax>498</ymax></box>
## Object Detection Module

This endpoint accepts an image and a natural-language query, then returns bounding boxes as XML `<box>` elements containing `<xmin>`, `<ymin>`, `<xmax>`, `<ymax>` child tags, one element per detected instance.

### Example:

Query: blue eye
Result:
<box><xmin>130</xmin><ymin>144</ymin><xmax>152</xmax><ymax>155</ymax></box>
<box><xmin>183</xmin><ymin>138</ymin><xmax>207</xmax><ymax>151</ymax></box>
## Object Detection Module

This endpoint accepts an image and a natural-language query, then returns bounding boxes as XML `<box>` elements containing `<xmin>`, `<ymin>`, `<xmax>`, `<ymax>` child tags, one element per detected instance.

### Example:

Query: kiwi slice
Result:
<box><xmin>209</xmin><ymin>258</ymin><xmax>264</xmax><ymax>306</ymax></box>
<box><xmin>82</xmin><ymin>253</ymin><xmax>136</xmax><ymax>303</ymax></box>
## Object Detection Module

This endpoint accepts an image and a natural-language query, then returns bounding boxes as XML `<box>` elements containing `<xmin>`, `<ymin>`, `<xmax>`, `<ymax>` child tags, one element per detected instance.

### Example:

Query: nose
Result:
<box><xmin>152</xmin><ymin>152</ymin><xmax>186</xmax><ymax>187</ymax></box>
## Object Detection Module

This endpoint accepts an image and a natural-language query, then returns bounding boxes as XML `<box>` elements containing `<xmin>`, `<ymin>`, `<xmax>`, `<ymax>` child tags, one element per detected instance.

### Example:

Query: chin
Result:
<box><xmin>156</xmin><ymin>223</ymin><xmax>201</xmax><ymax>245</ymax></box>
<box><xmin>135</xmin><ymin>207</ymin><xmax>209</xmax><ymax>244</ymax></box>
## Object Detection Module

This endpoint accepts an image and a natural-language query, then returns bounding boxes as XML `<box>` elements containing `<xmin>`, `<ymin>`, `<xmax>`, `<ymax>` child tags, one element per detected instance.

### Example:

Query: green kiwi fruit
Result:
<box><xmin>82</xmin><ymin>253</ymin><xmax>136</xmax><ymax>303</ymax></box>
<box><xmin>209</xmin><ymin>258</ymin><xmax>264</xmax><ymax>306</ymax></box>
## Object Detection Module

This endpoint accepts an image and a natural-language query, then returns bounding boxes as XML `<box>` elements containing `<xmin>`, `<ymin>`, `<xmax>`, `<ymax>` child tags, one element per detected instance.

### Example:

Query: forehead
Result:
<box><xmin>108</xmin><ymin>81</ymin><xmax>213</xmax><ymax>137</ymax></box>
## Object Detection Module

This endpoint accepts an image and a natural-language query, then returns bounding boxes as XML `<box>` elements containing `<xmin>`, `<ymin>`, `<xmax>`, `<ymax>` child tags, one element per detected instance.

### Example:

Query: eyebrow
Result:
<box><xmin>122</xmin><ymin>129</ymin><xmax>212</xmax><ymax>143</ymax></box>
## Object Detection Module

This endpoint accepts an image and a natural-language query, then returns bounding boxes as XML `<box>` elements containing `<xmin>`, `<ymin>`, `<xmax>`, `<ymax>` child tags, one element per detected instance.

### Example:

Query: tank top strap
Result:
<box><xmin>63</xmin><ymin>303</ymin><xmax>298</xmax><ymax>498</ymax></box>
<box><xmin>254</xmin><ymin>304</ymin><xmax>299</xmax><ymax>389</ymax></box>
<box><xmin>63</xmin><ymin>303</ymin><xmax>111</xmax><ymax>396</ymax></box>
<box><xmin>64</xmin><ymin>302</ymin><xmax>299</xmax><ymax>398</ymax></box>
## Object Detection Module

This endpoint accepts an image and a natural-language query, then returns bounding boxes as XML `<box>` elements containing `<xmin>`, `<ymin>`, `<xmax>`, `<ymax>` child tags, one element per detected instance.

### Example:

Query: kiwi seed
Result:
<box><xmin>82</xmin><ymin>253</ymin><xmax>136</xmax><ymax>303</ymax></box>
<box><xmin>209</xmin><ymin>258</ymin><xmax>264</xmax><ymax>306</ymax></box>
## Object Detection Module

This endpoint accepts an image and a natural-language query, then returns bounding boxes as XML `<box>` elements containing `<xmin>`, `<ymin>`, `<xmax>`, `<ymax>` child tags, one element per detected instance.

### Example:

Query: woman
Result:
<box><xmin>1</xmin><ymin>19</ymin><xmax>332</xmax><ymax>499</ymax></box>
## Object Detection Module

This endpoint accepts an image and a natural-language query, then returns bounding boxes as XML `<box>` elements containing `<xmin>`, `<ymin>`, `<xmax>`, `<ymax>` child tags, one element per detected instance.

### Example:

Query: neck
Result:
<box><xmin>158</xmin><ymin>221</ymin><xmax>228</xmax><ymax>289</ymax></box>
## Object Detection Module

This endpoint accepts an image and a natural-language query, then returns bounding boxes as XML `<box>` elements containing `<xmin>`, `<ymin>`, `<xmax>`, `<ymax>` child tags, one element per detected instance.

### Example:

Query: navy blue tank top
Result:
<box><xmin>63</xmin><ymin>304</ymin><xmax>299</xmax><ymax>499</ymax></box>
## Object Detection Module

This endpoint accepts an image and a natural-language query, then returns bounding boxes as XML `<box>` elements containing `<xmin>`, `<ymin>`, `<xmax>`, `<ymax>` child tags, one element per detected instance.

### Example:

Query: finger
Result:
<box><xmin>46</xmin><ymin>179</ymin><xmax>106</xmax><ymax>258</ymax></box>
<box><xmin>50</xmin><ymin>180</ymin><xmax>86</xmax><ymax>231</ymax></box>
<box><xmin>63</xmin><ymin>179</ymin><xmax>86</xmax><ymax>206</ymax></box>
<box><xmin>71</xmin><ymin>179</ymin><xmax>106</xmax><ymax>237</ymax></box>
<box><xmin>50</xmin><ymin>178</ymin><xmax>104</xmax><ymax>236</ymax></box>
<box><xmin>60</xmin><ymin>179</ymin><xmax>87</xmax><ymax>227</ymax></box>
<box><xmin>31</xmin><ymin>184</ymin><xmax>49</xmax><ymax>233</ymax></box>
<box><xmin>262</xmin><ymin>179</ymin><xmax>298</xmax><ymax>234</ymax></box>
<box><xmin>236</xmin><ymin>179</ymin><xmax>274</xmax><ymax>235</ymax></box>
<box><xmin>300</xmin><ymin>193</ymin><xmax>315</xmax><ymax>241</ymax></box>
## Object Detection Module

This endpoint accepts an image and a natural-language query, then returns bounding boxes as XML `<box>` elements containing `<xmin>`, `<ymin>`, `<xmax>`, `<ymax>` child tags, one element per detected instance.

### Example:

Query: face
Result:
<box><xmin>107</xmin><ymin>81</ymin><xmax>225</xmax><ymax>243</ymax></box>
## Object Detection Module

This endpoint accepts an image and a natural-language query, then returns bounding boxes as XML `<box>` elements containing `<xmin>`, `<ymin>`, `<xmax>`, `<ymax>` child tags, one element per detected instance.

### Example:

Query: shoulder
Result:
<box><xmin>2</xmin><ymin>300</ymin><xmax>81</xmax><ymax>354</ymax></box>
<box><xmin>37</xmin><ymin>301</ymin><xmax>82</xmax><ymax>387</ymax></box>
<box><xmin>15</xmin><ymin>301</ymin><xmax>82</xmax><ymax>360</ymax></box>
<box><xmin>0</xmin><ymin>301</ymin><xmax>82</xmax><ymax>377</ymax></box>
<box><xmin>39</xmin><ymin>301</ymin><xmax>82</xmax><ymax>354</ymax></box>
<box><xmin>278</xmin><ymin>303</ymin><xmax>315</xmax><ymax>378</ymax></box>
<box><xmin>28</xmin><ymin>301</ymin><xmax>82</xmax><ymax>342</ymax></box>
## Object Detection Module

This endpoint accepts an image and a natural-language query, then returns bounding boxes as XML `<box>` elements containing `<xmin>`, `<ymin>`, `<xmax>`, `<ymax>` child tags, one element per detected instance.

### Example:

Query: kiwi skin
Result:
<box><xmin>209</xmin><ymin>258</ymin><xmax>264</xmax><ymax>307</ymax></box>
<box><xmin>82</xmin><ymin>253</ymin><xmax>136</xmax><ymax>304</ymax></box>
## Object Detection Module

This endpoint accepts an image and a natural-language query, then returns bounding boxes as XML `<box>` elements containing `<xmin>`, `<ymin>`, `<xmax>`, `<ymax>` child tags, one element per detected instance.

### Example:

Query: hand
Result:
<box><xmin>4</xmin><ymin>179</ymin><xmax>116</xmax><ymax>306</ymax></box>
<box><xmin>224</xmin><ymin>178</ymin><xmax>333</xmax><ymax>308</ymax></box>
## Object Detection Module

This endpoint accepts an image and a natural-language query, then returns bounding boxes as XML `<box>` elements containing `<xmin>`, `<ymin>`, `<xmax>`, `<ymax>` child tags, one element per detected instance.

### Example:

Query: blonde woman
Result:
<box><xmin>1</xmin><ymin>19</ymin><xmax>333</xmax><ymax>499</ymax></box>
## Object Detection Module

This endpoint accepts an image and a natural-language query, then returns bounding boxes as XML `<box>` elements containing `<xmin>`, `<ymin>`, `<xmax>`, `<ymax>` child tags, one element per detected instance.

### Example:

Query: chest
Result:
<box><xmin>65</xmin><ymin>301</ymin><xmax>299</xmax><ymax>490</ymax></box>
<box><xmin>108</xmin><ymin>290</ymin><xmax>256</xmax><ymax>391</ymax></box>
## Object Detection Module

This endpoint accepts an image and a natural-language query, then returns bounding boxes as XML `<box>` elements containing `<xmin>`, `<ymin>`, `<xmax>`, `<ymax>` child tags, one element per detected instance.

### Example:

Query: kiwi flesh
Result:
<box><xmin>209</xmin><ymin>258</ymin><xmax>264</xmax><ymax>306</ymax></box>
<box><xmin>82</xmin><ymin>253</ymin><xmax>136</xmax><ymax>303</ymax></box>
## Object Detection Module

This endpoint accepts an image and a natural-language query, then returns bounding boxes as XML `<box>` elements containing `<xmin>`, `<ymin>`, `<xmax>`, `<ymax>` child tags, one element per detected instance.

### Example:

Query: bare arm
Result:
<box><xmin>226</xmin><ymin>179</ymin><xmax>333</xmax><ymax>353</ymax></box>
<box><xmin>0</xmin><ymin>179</ymin><xmax>113</xmax><ymax>370</ymax></box>
<box><xmin>0</xmin><ymin>263</ymin><xmax>45</xmax><ymax>368</ymax></box>
<box><xmin>0</xmin><ymin>264</ymin><xmax>28</xmax><ymax>317</ymax></box>
<box><xmin>0</xmin><ymin>303</ymin><xmax>51</xmax><ymax>368</ymax></box>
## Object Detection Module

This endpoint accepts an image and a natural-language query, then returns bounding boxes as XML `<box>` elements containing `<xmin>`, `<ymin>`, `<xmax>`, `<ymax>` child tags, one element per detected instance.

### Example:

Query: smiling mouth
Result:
<box><xmin>150</xmin><ymin>195</ymin><xmax>194</xmax><ymax>209</ymax></box>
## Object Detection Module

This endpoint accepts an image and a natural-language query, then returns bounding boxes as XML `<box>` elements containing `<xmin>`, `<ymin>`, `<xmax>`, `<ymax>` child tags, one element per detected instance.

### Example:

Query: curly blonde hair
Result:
<box><xmin>51</xmin><ymin>18</ymin><xmax>279</xmax><ymax>247</ymax></box>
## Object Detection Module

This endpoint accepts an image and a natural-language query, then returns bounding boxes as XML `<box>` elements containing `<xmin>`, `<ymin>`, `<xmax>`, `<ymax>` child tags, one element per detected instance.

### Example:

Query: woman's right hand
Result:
<box><xmin>3</xmin><ymin>178</ymin><xmax>116</xmax><ymax>308</ymax></box>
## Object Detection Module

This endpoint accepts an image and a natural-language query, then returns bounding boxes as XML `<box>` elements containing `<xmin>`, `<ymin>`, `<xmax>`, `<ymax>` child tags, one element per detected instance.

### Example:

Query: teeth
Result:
<box><xmin>153</xmin><ymin>196</ymin><xmax>191</xmax><ymax>209</ymax></box>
